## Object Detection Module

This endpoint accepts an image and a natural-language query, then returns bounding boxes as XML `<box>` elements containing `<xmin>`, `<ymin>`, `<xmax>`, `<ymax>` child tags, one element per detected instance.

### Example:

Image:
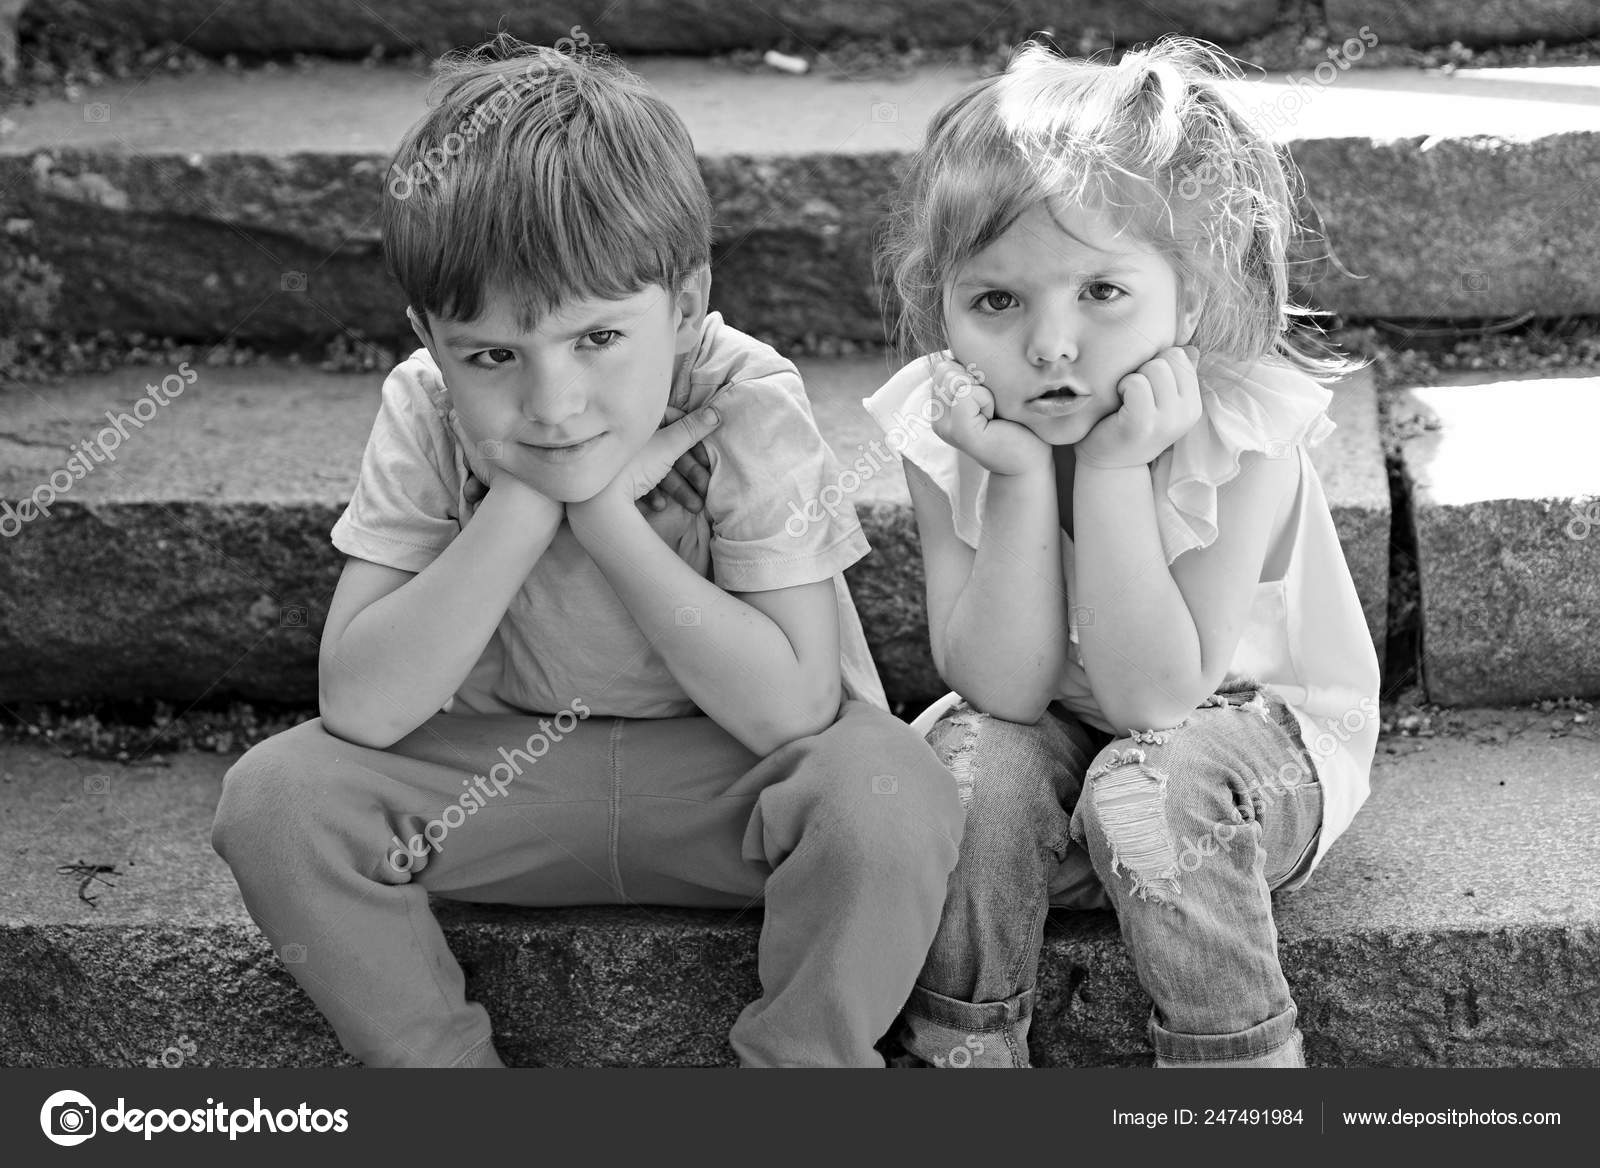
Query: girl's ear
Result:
<box><xmin>672</xmin><ymin>265</ymin><xmax>712</xmax><ymax>352</ymax></box>
<box><xmin>1176</xmin><ymin>280</ymin><xmax>1205</xmax><ymax>347</ymax></box>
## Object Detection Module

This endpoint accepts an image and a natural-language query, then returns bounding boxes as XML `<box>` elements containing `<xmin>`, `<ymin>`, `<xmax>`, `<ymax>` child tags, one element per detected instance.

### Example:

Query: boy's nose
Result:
<box><xmin>519</xmin><ymin>368</ymin><xmax>586</xmax><ymax>426</ymax></box>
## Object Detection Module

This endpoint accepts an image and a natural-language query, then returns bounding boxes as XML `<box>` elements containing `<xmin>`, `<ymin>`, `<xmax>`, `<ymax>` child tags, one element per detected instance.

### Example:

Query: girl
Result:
<box><xmin>866</xmin><ymin>37</ymin><xmax>1380</xmax><ymax>1068</ymax></box>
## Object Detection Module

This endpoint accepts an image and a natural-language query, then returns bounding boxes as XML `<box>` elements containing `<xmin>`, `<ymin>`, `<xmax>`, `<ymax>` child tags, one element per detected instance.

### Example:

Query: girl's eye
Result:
<box><xmin>1084</xmin><ymin>282</ymin><xmax>1125</xmax><ymax>303</ymax></box>
<box><xmin>467</xmin><ymin>348</ymin><xmax>516</xmax><ymax>369</ymax></box>
<box><xmin>582</xmin><ymin>330</ymin><xmax>621</xmax><ymax>349</ymax></box>
<box><xmin>973</xmin><ymin>291</ymin><xmax>1017</xmax><ymax>313</ymax></box>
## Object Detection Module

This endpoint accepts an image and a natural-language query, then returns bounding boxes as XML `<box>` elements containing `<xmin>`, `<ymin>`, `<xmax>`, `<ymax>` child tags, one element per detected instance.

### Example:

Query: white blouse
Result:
<box><xmin>864</xmin><ymin>354</ymin><xmax>1381</xmax><ymax>882</ymax></box>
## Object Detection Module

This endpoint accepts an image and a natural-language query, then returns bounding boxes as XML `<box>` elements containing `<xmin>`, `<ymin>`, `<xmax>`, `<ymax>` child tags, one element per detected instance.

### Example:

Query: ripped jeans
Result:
<box><xmin>903</xmin><ymin>682</ymin><xmax>1324</xmax><ymax>1068</ymax></box>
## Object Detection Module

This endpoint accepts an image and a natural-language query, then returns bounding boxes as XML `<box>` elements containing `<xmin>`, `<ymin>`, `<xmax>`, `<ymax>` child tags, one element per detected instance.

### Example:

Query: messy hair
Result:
<box><xmin>878</xmin><ymin>37</ymin><xmax>1358</xmax><ymax>379</ymax></box>
<box><xmin>382</xmin><ymin>35</ymin><xmax>712</xmax><ymax>327</ymax></box>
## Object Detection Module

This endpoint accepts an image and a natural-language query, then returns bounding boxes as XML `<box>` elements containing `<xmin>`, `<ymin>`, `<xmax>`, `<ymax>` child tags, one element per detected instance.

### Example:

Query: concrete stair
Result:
<box><xmin>2</xmin><ymin>59</ymin><xmax>1599</xmax><ymax>349</ymax></box>
<box><xmin>0</xmin><ymin>354</ymin><xmax>1389</xmax><ymax>710</ymax></box>
<box><xmin>3</xmin><ymin>722</ymin><xmax>1597</xmax><ymax>1067</ymax></box>
<box><xmin>5</xmin><ymin>14</ymin><xmax>1600</xmax><ymax>1069</ymax></box>
<box><xmin>12</xmin><ymin>1</ymin><xmax>1600</xmax><ymax>66</ymax></box>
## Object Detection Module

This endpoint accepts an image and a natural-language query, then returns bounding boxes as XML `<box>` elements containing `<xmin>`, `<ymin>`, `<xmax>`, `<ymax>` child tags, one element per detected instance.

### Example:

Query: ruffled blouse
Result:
<box><xmin>864</xmin><ymin>353</ymin><xmax>1379</xmax><ymax>883</ymax></box>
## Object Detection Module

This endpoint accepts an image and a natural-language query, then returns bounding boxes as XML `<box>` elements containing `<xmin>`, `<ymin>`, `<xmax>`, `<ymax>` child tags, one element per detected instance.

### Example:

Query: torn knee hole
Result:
<box><xmin>943</xmin><ymin>709</ymin><xmax>986</xmax><ymax>808</ymax></box>
<box><xmin>1087</xmin><ymin>758</ymin><xmax>1182</xmax><ymax>905</ymax></box>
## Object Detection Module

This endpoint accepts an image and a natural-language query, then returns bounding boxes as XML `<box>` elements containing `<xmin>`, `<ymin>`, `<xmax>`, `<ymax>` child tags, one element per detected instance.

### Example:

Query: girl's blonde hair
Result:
<box><xmin>878</xmin><ymin>37</ymin><xmax>1359</xmax><ymax>379</ymax></box>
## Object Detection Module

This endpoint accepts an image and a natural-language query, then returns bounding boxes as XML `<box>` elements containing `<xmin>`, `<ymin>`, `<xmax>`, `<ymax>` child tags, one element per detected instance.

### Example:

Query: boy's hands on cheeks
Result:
<box><xmin>930</xmin><ymin>356</ymin><xmax>1051</xmax><ymax>477</ymax></box>
<box><xmin>447</xmin><ymin>407</ymin><xmax>559</xmax><ymax>516</ymax></box>
<box><xmin>1076</xmin><ymin>346</ymin><xmax>1203</xmax><ymax>470</ymax></box>
<box><xmin>569</xmin><ymin>404</ymin><xmax>722</xmax><ymax>531</ymax></box>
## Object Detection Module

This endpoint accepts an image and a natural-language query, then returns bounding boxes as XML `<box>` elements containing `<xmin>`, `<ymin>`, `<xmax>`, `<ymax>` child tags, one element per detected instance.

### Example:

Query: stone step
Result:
<box><xmin>0</xmin><ymin>355</ymin><xmax>1388</xmax><ymax>709</ymax></box>
<box><xmin>1</xmin><ymin>58</ymin><xmax>1596</xmax><ymax>348</ymax></box>
<box><xmin>2</xmin><ymin>724</ymin><xmax>1597</xmax><ymax>1066</ymax></box>
<box><xmin>13</xmin><ymin>1</ymin><xmax>1600</xmax><ymax>67</ymax></box>
<box><xmin>1396</xmin><ymin>370</ymin><xmax>1600</xmax><ymax>706</ymax></box>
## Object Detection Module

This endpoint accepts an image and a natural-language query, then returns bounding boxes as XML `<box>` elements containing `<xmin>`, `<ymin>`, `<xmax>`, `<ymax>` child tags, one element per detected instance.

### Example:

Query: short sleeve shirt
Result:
<box><xmin>331</xmin><ymin>311</ymin><xmax>887</xmax><ymax>719</ymax></box>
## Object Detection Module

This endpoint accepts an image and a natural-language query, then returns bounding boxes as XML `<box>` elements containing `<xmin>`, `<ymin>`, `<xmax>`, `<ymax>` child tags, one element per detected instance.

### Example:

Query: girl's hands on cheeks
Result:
<box><xmin>930</xmin><ymin>356</ymin><xmax>1051</xmax><ymax>477</ymax></box>
<box><xmin>1076</xmin><ymin>346</ymin><xmax>1203</xmax><ymax>470</ymax></box>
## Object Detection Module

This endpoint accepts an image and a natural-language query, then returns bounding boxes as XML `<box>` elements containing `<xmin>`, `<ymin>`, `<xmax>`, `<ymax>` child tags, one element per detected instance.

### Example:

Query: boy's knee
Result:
<box><xmin>803</xmin><ymin>702</ymin><xmax>964</xmax><ymax>866</ymax></box>
<box><xmin>211</xmin><ymin>723</ymin><xmax>335</xmax><ymax>860</ymax></box>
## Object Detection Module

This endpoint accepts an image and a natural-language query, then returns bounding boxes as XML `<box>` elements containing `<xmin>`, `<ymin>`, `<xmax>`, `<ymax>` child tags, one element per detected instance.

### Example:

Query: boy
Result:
<box><xmin>211</xmin><ymin>39</ymin><xmax>962</xmax><ymax>1068</ymax></box>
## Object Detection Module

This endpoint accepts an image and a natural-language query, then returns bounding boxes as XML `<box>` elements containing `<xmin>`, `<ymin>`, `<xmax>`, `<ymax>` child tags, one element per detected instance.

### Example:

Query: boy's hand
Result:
<box><xmin>575</xmin><ymin>404</ymin><xmax>722</xmax><ymax>519</ymax></box>
<box><xmin>640</xmin><ymin>405</ymin><xmax>714</xmax><ymax>515</ymax></box>
<box><xmin>930</xmin><ymin>356</ymin><xmax>1051</xmax><ymax>477</ymax></box>
<box><xmin>1076</xmin><ymin>346</ymin><xmax>1203</xmax><ymax>470</ymax></box>
<box><xmin>448</xmin><ymin>408</ymin><xmax>560</xmax><ymax>516</ymax></box>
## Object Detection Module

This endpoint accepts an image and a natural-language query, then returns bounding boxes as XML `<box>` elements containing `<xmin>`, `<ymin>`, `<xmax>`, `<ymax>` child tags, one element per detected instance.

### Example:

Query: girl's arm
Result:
<box><xmin>906</xmin><ymin>459</ymin><xmax>1069</xmax><ymax>726</ymax></box>
<box><xmin>1073</xmin><ymin>352</ymin><xmax>1299</xmax><ymax>733</ymax></box>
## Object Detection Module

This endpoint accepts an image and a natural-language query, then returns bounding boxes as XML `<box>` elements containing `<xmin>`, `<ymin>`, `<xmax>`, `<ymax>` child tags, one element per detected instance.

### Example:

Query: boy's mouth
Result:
<box><xmin>523</xmin><ymin>432</ymin><xmax>605</xmax><ymax>460</ymax></box>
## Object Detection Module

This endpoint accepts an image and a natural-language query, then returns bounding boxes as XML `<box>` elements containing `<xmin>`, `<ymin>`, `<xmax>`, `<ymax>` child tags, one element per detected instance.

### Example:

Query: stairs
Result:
<box><xmin>2</xmin><ymin>0</ymin><xmax>1598</xmax><ymax>1066</ymax></box>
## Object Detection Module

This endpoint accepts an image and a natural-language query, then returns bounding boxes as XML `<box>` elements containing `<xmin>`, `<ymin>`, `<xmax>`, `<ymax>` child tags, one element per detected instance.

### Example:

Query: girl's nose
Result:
<box><xmin>1025</xmin><ymin>310</ymin><xmax>1078</xmax><ymax>367</ymax></box>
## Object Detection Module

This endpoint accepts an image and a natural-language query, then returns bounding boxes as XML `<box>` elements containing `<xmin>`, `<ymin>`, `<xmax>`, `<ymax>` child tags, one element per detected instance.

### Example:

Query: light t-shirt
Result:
<box><xmin>331</xmin><ymin>310</ymin><xmax>887</xmax><ymax>721</ymax></box>
<box><xmin>863</xmin><ymin>354</ymin><xmax>1380</xmax><ymax>882</ymax></box>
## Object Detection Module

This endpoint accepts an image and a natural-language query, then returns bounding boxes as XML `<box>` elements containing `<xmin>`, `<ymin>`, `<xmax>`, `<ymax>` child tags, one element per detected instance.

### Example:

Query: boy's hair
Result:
<box><xmin>878</xmin><ymin>37</ymin><xmax>1358</xmax><ymax>378</ymax></box>
<box><xmin>383</xmin><ymin>35</ymin><xmax>712</xmax><ymax>328</ymax></box>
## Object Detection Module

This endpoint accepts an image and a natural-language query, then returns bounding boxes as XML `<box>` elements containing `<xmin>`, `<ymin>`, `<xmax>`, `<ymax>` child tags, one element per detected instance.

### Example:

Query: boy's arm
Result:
<box><xmin>319</xmin><ymin>476</ymin><xmax>563</xmax><ymax>749</ymax></box>
<box><xmin>568</xmin><ymin>489</ymin><xmax>841</xmax><ymax>756</ymax></box>
<box><xmin>905</xmin><ymin>459</ymin><xmax>1069</xmax><ymax>724</ymax></box>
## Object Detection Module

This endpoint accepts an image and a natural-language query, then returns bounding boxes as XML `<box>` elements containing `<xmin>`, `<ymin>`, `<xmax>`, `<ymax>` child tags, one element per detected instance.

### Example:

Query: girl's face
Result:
<box><xmin>943</xmin><ymin>199</ymin><xmax>1201</xmax><ymax>447</ymax></box>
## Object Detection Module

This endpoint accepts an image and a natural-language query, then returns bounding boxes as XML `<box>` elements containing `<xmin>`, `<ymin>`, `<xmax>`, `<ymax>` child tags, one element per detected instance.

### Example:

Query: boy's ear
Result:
<box><xmin>671</xmin><ymin>265</ymin><xmax>712</xmax><ymax>352</ymax></box>
<box><xmin>407</xmin><ymin>306</ymin><xmax>441</xmax><ymax>364</ymax></box>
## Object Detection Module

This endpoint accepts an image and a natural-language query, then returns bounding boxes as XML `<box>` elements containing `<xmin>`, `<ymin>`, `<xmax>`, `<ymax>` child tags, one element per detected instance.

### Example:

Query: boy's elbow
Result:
<box><xmin>318</xmin><ymin>683</ymin><xmax>404</xmax><ymax>751</ymax></box>
<box><xmin>744</xmin><ymin>674</ymin><xmax>842</xmax><ymax>755</ymax></box>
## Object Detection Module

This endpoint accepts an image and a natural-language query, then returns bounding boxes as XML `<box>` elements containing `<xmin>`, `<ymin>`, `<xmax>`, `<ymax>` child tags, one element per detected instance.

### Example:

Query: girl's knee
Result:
<box><xmin>926</xmin><ymin>705</ymin><xmax>1068</xmax><ymax>813</ymax></box>
<box><xmin>1075</xmin><ymin>726</ymin><xmax>1245</xmax><ymax>905</ymax></box>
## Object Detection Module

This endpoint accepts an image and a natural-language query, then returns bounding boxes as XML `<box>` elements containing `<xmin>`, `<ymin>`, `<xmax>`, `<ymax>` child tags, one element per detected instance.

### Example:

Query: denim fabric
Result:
<box><xmin>903</xmin><ymin>683</ymin><xmax>1323</xmax><ymax>1068</ymax></box>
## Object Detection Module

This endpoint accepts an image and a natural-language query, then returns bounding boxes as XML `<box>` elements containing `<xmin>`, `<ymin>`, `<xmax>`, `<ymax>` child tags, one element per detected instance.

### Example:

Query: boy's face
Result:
<box><xmin>415</xmin><ymin>281</ymin><xmax>702</xmax><ymax>503</ymax></box>
<box><xmin>943</xmin><ymin>200</ymin><xmax>1201</xmax><ymax>447</ymax></box>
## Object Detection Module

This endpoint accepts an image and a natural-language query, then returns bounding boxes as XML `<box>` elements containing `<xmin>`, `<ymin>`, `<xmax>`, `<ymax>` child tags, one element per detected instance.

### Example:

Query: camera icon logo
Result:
<box><xmin>83</xmin><ymin>774</ymin><xmax>111</xmax><ymax>795</ymax></box>
<box><xmin>477</xmin><ymin>439</ymin><xmax>503</xmax><ymax>460</ymax></box>
<box><xmin>1069</xmin><ymin>605</ymin><xmax>1096</xmax><ymax>627</ymax></box>
<box><xmin>1264</xmin><ymin>439</ymin><xmax>1293</xmax><ymax>459</ymax></box>
<box><xmin>40</xmin><ymin>1089</ymin><xmax>97</xmax><ymax>1146</ymax></box>
<box><xmin>870</xmin><ymin>101</ymin><xmax>898</xmax><ymax>123</ymax></box>
<box><xmin>871</xmin><ymin>774</ymin><xmax>898</xmax><ymax>795</ymax></box>
<box><xmin>281</xmin><ymin>942</ymin><xmax>307</xmax><ymax>964</ymax></box>
<box><xmin>280</xmin><ymin>606</ymin><xmax>308</xmax><ymax>628</ymax></box>
<box><xmin>83</xmin><ymin>103</ymin><xmax>111</xmax><ymax>123</ymax></box>
<box><xmin>1459</xmin><ymin>271</ymin><xmax>1489</xmax><ymax>292</ymax></box>
<box><xmin>280</xmin><ymin>271</ymin><xmax>308</xmax><ymax>292</ymax></box>
<box><xmin>674</xmin><ymin>606</ymin><xmax>701</xmax><ymax>627</ymax></box>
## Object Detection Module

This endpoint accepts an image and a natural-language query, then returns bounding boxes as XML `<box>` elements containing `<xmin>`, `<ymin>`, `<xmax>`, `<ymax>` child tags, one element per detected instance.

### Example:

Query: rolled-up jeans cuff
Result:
<box><xmin>1150</xmin><ymin>1005</ymin><xmax>1302</xmax><ymax>1067</ymax></box>
<box><xmin>902</xmin><ymin>983</ymin><xmax>1035</xmax><ymax>1068</ymax></box>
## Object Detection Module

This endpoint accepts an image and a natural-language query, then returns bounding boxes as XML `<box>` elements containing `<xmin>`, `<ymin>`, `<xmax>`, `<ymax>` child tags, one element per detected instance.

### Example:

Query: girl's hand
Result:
<box><xmin>929</xmin><ymin>356</ymin><xmax>1051</xmax><ymax>477</ymax></box>
<box><xmin>1076</xmin><ymin>346</ymin><xmax>1203</xmax><ymax>470</ymax></box>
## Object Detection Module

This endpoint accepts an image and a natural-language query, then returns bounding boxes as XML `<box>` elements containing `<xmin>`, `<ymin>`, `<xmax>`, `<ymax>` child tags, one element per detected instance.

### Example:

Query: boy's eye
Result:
<box><xmin>1083</xmin><ymin>282</ymin><xmax>1125</xmax><ymax>303</ymax></box>
<box><xmin>467</xmin><ymin>348</ymin><xmax>516</xmax><ymax>369</ymax></box>
<box><xmin>581</xmin><ymin>330</ymin><xmax>621</xmax><ymax>349</ymax></box>
<box><xmin>973</xmin><ymin>291</ymin><xmax>1017</xmax><ymax>313</ymax></box>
